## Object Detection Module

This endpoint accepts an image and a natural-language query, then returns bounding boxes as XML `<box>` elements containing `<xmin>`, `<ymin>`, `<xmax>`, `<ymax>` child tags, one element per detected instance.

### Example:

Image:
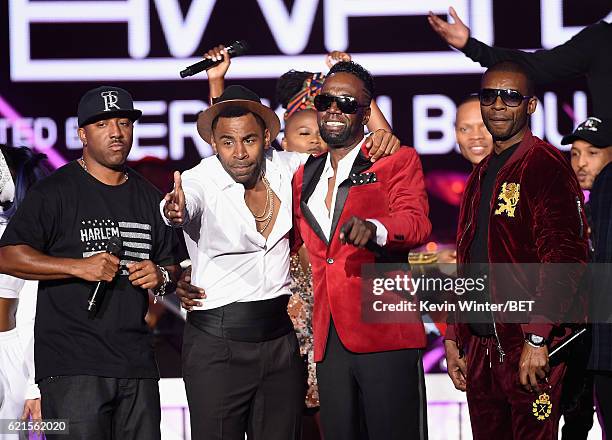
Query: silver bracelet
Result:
<box><xmin>153</xmin><ymin>266</ymin><xmax>171</xmax><ymax>303</ymax></box>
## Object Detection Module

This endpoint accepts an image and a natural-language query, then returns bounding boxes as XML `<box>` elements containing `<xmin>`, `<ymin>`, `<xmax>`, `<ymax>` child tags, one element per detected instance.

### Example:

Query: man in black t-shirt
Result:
<box><xmin>0</xmin><ymin>86</ymin><xmax>185</xmax><ymax>440</ymax></box>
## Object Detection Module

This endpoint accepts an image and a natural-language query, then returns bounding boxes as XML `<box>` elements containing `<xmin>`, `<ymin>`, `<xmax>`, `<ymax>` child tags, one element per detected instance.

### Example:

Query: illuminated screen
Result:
<box><xmin>1</xmin><ymin>0</ymin><xmax>610</xmax><ymax>239</ymax></box>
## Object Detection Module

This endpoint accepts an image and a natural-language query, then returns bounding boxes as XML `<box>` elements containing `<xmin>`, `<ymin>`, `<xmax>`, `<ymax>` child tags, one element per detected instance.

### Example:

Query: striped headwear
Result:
<box><xmin>284</xmin><ymin>72</ymin><xmax>326</xmax><ymax>120</ymax></box>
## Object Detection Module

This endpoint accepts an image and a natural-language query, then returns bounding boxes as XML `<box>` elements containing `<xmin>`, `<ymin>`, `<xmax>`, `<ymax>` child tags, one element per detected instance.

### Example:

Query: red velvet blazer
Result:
<box><xmin>292</xmin><ymin>144</ymin><xmax>431</xmax><ymax>362</ymax></box>
<box><xmin>446</xmin><ymin>130</ymin><xmax>589</xmax><ymax>347</ymax></box>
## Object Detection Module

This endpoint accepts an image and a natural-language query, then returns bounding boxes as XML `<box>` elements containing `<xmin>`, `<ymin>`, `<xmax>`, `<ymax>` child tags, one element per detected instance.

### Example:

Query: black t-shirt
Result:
<box><xmin>467</xmin><ymin>143</ymin><xmax>519</xmax><ymax>336</ymax></box>
<box><xmin>0</xmin><ymin>161</ymin><xmax>185</xmax><ymax>381</ymax></box>
<box><xmin>469</xmin><ymin>143</ymin><xmax>520</xmax><ymax>264</ymax></box>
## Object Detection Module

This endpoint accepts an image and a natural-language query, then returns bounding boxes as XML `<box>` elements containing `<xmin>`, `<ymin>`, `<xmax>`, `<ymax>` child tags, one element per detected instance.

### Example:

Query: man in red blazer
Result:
<box><xmin>292</xmin><ymin>61</ymin><xmax>431</xmax><ymax>440</ymax></box>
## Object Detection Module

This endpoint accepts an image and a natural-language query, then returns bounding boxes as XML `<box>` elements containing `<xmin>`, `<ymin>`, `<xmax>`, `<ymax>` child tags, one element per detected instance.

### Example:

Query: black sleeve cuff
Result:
<box><xmin>461</xmin><ymin>37</ymin><xmax>480</xmax><ymax>58</ymax></box>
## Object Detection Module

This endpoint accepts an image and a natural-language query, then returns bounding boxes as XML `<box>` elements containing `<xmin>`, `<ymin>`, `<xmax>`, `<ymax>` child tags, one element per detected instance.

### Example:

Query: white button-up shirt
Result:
<box><xmin>162</xmin><ymin>150</ymin><xmax>306</xmax><ymax>310</ymax></box>
<box><xmin>306</xmin><ymin>138</ymin><xmax>388</xmax><ymax>244</ymax></box>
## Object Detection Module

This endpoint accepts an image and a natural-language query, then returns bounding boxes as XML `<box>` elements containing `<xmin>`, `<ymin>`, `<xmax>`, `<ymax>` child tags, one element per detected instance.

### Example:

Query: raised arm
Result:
<box><xmin>428</xmin><ymin>7</ymin><xmax>601</xmax><ymax>83</ymax></box>
<box><xmin>204</xmin><ymin>45</ymin><xmax>232</xmax><ymax>104</ymax></box>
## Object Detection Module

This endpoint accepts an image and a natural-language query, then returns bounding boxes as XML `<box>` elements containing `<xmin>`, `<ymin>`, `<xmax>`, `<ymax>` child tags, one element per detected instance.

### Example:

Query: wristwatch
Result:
<box><xmin>525</xmin><ymin>333</ymin><xmax>546</xmax><ymax>348</ymax></box>
<box><xmin>153</xmin><ymin>265</ymin><xmax>171</xmax><ymax>303</ymax></box>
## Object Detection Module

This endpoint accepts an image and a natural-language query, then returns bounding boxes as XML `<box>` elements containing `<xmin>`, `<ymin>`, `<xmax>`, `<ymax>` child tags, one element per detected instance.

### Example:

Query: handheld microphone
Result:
<box><xmin>179</xmin><ymin>40</ymin><xmax>249</xmax><ymax>78</ymax></box>
<box><xmin>87</xmin><ymin>236</ymin><xmax>123</xmax><ymax>314</ymax></box>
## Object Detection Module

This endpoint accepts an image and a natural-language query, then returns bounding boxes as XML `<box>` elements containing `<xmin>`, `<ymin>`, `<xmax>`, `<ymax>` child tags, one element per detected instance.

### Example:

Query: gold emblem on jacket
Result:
<box><xmin>494</xmin><ymin>182</ymin><xmax>520</xmax><ymax>217</ymax></box>
<box><xmin>532</xmin><ymin>392</ymin><xmax>552</xmax><ymax>421</ymax></box>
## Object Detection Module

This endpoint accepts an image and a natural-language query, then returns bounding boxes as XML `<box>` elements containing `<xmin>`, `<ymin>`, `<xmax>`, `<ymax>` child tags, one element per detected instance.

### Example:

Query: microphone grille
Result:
<box><xmin>227</xmin><ymin>40</ymin><xmax>248</xmax><ymax>57</ymax></box>
<box><xmin>106</xmin><ymin>236</ymin><xmax>123</xmax><ymax>256</ymax></box>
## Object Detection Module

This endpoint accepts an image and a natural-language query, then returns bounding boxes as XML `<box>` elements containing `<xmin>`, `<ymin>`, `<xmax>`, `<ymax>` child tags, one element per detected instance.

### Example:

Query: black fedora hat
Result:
<box><xmin>197</xmin><ymin>85</ymin><xmax>280</xmax><ymax>144</ymax></box>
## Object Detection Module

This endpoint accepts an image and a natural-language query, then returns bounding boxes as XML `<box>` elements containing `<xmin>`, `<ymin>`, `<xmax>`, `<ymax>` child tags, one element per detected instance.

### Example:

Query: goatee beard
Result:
<box><xmin>320</xmin><ymin>127</ymin><xmax>351</xmax><ymax>147</ymax></box>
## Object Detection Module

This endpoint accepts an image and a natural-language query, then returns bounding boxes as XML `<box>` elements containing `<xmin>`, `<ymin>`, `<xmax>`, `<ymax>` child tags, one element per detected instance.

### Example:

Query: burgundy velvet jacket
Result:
<box><xmin>445</xmin><ymin>130</ymin><xmax>589</xmax><ymax>348</ymax></box>
<box><xmin>292</xmin><ymin>144</ymin><xmax>431</xmax><ymax>362</ymax></box>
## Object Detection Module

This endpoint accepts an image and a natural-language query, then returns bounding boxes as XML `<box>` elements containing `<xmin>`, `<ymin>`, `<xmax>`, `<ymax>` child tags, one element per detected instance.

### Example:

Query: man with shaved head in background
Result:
<box><xmin>455</xmin><ymin>95</ymin><xmax>494</xmax><ymax>166</ymax></box>
<box><xmin>564</xmin><ymin>117</ymin><xmax>612</xmax><ymax>437</ymax></box>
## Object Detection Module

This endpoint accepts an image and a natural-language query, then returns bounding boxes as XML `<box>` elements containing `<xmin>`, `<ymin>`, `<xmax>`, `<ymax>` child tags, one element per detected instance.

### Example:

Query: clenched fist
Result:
<box><xmin>74</xmin><ymin>252</ymin><xmax>120</xmax><ymax>282</ymax></box>
<box><xmin>127</xmin><ymin>260</ymin><xmax>164</xmax><ymax>290</ymax></box>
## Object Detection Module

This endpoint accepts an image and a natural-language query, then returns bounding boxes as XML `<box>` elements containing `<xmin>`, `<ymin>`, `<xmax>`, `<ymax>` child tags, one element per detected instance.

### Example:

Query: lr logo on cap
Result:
<box><xmin>578</xmin><ymin>116</ymin><xmax>601</xmax><ymax>132</ymax></box>
<box><xmin>101</xmin><ymin>91</ymin><xmax>120</xmax><ymax>112</ymax></box>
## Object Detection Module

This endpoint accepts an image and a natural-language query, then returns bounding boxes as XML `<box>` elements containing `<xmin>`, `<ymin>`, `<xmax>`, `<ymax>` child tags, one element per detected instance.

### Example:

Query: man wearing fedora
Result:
<box><xmin>162</xmin><ymin>84</ymin><xmax>399</xmax><ymax>439</ymax></box>
<box><xmin>163</xmin><ymin>84</ymin><xmax>306</xmax><ymax>439</ymax></box>
<box><xmin>0</xmin><ymin>86</ymin><xmax>185</xmax><ymax>439</ymax></box>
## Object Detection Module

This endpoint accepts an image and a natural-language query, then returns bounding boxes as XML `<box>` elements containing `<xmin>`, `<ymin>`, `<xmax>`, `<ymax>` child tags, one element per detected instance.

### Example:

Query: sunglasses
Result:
<box><xmin>314</xmin><ymin>94</ymin><xmax>369</xmax><ymax>114</ymax></box>
<box><xmin>479</xmin><ymin>88</ymin><xmax>532</xmax><ymax>107</ymax></box>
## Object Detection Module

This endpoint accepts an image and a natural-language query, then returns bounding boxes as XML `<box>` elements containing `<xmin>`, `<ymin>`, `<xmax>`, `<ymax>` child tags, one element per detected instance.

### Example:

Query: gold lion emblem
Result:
<box><xmin>532</xmin><ymin>392</ymin><xmax>552</xmax><ymax>421</ymax></box>
<box><xmin>494</xmin><ymin>182</ymin><xmax>520</xmax><ymax>217</ymax></box>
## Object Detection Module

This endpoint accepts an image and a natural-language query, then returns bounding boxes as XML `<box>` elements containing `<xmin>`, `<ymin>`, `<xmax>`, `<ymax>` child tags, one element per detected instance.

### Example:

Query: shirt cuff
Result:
<box><xmin>521</xmin><ymin>323</ymin><xmax>554</xmax><ymax>341</ymax></box>
<box><xmin>159</xmin><ymin>199</ymin><xmax>171</xmax><ymax>226</ymax></box>
<box><xmin>461</xmin><ymin>37</ymin><xmax>480</xmax><ymax>57</ymax></box>
<box><xmin>25</xmin><ymin>383</ymin><xmax>40</xmax><ymax>400</ymax></box>
<box><xmin>366</xmin><ymin>219</ymin><xmax>388</xmax><ymax>246</ymax></box>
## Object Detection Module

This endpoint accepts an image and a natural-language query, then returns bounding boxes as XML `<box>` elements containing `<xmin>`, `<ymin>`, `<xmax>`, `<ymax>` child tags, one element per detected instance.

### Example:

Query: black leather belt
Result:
<box><xmin>188</xmin><ymin>295</ymin><xmax>293</xmax><ymax>342</ymax></box>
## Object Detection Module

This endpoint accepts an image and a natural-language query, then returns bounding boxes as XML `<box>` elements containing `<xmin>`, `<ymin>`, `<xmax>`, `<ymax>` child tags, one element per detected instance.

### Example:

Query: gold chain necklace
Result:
<box><xmin>248</xmin><ymin>175</ymin><xmax>275</xmax><ymax>233</ymax></box>
<box><xmin>250</xmin><ymin>175</ymin><xmax>272</xmax><ymax>220</ymax></box>
<box><xmin>256</xmin><ymin>192</ymin><xmax>275</xmax><ymax>233</ymax></box>
<box><xmin>79</xmin><ymin>157</ymin><xmax>128</xmax><ymax>182</ymax></box>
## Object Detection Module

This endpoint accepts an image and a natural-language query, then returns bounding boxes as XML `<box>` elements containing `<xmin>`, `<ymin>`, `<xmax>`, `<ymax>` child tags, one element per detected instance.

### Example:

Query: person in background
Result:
<box><xmin>564</xmin><ymin>116</ymin><xmax>612</xmax><ymax>437</ymax></box>
<box><xmin>0</xmin><ymin>144</ymin><xmax>50</xmax><ymax>437</ymax></box>
<box><xmin>435</xmin><ymin>94</ymin><xmax>493</xmax><ymax>266</ymax></box>
<box><xmin>567</xmin><ymin>117</ymin><xmax>612</xmax><ymax>192</ymax></box>
<box><xmin>455</xmin><ymin>94</ymin><xmax>494</xmax><ymax>166</ymax></box>
<box><xmin>428</xmin><ymin>7</ymin><xmax>612</xmax><ymax>118</ymax></box>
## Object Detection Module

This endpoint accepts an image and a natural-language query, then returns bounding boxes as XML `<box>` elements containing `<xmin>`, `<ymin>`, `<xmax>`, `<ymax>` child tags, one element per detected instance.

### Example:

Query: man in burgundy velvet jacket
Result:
<box><xmin>292</xmin><ymin>61</ymin><xmax>431</xmax><ymax>440</ymax></box>
<box><xmin>444</xmin><ymin>61</ymin><xmax>589</xmax><ymax>439</ymax></box>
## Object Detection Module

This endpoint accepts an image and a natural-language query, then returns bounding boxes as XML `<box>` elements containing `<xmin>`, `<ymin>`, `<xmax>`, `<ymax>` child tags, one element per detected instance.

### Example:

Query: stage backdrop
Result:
<box><xmin>1</xmin><ymin>0</ymin><xmax>610</xmax><ymax>239</ymax></box>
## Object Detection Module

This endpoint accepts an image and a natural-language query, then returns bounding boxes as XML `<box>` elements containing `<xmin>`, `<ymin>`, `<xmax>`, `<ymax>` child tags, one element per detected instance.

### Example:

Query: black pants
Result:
<box><xmin>317</xmin><ymin>322</ymin><xmax>428</xmax><ymax>440</ymax></box>
<box><xmin>38</xmin><ymin>375</ymin><xmax>160</xmax><ymax>440</ymax></box>
<box><xmin>594</xmin><ymin>372</ymin><xmax>612</xmax><ymax>437</ymax></box>
<box><xmin>560</xmin><ymin>373</ymin><xmax>594</xmax><ymax>440</ymax></box>
<box><xmin>182</xmin><ymin>321</ymin><xmax>304</xmax><ymax>440</ymax></box>
<box><xmin>560</xmin><ymin>334</ymin><xmax>595</xmax><ymax>440</ymax></box>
